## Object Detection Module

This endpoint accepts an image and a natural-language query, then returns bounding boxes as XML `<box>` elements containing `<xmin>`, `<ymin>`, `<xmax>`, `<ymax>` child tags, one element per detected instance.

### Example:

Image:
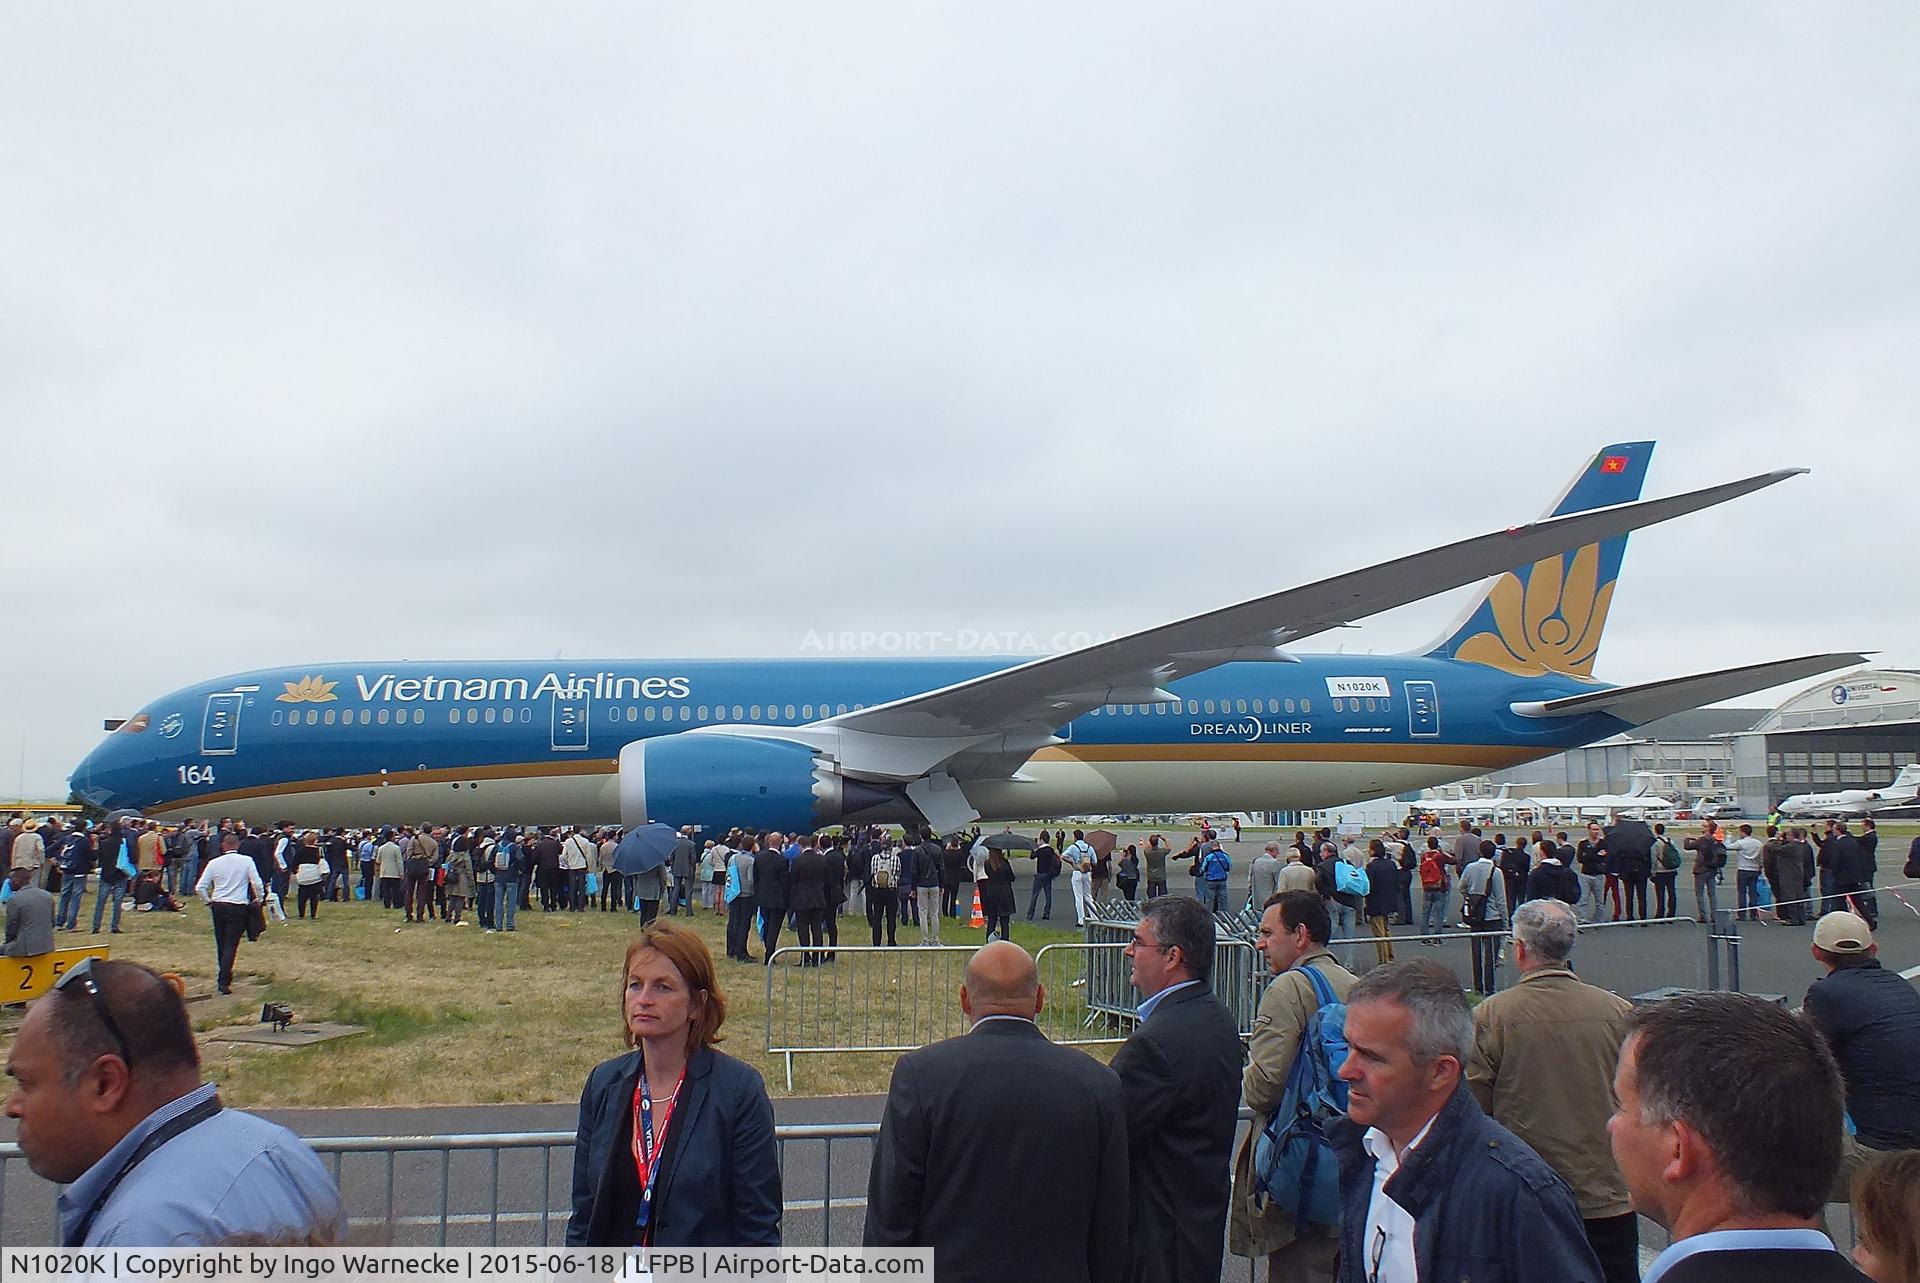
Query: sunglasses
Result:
<box><xmin>53</xmin><ymin>957</ymin><xmax>135</xmax><ymax>1069</ymax></box>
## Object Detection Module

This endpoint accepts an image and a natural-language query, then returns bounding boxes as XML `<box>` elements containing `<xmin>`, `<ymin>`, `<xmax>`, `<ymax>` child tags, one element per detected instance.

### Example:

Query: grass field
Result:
<box><xmin>5</xmin><ymin>894</ymin><xmax>1087</xmax><ymax>1108</ymax></box>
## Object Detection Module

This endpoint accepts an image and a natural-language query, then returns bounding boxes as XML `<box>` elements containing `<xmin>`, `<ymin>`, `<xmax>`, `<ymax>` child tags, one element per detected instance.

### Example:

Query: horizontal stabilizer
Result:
<box><xmin>1510</xmin><ymin>653</ymin><xmax>1869</xmax><ymax>727</ymax></box>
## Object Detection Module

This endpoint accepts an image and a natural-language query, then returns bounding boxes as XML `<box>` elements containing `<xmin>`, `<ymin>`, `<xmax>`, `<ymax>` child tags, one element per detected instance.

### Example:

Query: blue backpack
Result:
<box><xmin>1251</xmin><ymin>965</ymin><xmax>1350</xmax><ymax>1230</ymax></box>
<box><xmin>1332</xmin><ymin>860</ymin><xmax>1370</xmax><ymax>898</ymax></box>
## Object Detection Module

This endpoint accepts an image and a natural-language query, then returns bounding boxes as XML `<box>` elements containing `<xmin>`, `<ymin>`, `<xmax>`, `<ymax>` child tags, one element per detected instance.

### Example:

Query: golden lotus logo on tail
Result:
<box><xmin>1453</xmin><ymin>543</ymin><xmax>1615</xmax><ymax>678</ymax></box>
<box><xmin>277</xmin><ymin>675</ymin><xmax>339</xmax><ymax>703</ymax></box>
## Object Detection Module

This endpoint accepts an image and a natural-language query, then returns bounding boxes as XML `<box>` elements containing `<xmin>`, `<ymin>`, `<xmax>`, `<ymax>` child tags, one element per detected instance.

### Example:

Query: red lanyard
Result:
<box><xmin>630</xmin><ymin>1069</ymin><xmax>684</xmax><ymax>1242</ymax></box>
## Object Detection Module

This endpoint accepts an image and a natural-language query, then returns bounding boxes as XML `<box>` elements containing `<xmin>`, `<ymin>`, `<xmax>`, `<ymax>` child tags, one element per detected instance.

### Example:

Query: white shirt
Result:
<box><xmin>196</xmin><ymin>851</ymin><xmax>264</xmax><ymax>905</ymax></box>
<box><xmin>1732</xmin><ymin>836</ymin><xmax>1764</xmax><ymax>872</ymax></box>
<box><xmin>1360</xmin><ymin>1114</ymin><xmax>1437</xmax><ymax>1283</ymax></box>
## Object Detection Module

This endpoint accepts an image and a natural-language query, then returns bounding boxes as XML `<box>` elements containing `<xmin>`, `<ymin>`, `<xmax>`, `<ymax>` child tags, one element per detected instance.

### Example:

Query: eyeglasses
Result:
<box><xmin>52</xmin><ymin>957</ymin><xmax>135</xmax><ymax>1069</ymax></box>
<box><xmin>1124</xmin><ymin>932</ymin><xmax>1173</xmax><ymax>953</ymax></box>
<box><xmin>1368</xmin><ymin>1225</ymin><xmax>1387</xmax><ymax>1283</ymax></box>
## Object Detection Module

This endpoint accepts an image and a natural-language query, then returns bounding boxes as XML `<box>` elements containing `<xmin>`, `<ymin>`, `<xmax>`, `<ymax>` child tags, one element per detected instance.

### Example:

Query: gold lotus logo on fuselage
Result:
<box><xmin>1453</xmin><ymin>543</ymin><xmax>1614</xmax><ymax>678</ymax></box>
<box><xmin>277</xmin><ymin>675</ymin><xmax>339</xmax><ymax>703</ymax></box>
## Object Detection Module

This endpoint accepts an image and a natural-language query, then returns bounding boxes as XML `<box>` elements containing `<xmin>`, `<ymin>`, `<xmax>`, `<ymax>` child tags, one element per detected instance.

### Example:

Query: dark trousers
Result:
<box><xmin>600</xmin><ymin>870</ymin><xmax>625</xmax><ymax>911</ymax></box>
<box><xmin>1145</xmin><ymin>878</ymin><xmax>1167</xmax><ymax>900</ymax></box>
<box><xmin>822</xmin><ymin>905</ymin><xmax>839</xmax><ymax>958</ymax></box>
<box><xmin>1651</xmin><ymin>872</ymin><xmax>1677</xmax><ymax>919</ymax></box>
<box><xmin>379</xmin><ymin>876</ymin><xmax>402</xmax><ymax>909</ymax></box>
<box><xmin>297</xmin><ymin>884</ymin><xmax>322</xmax><ymax>918</ymax></box>
<box><xmin>404</xmin><ymin>872</ymin><xmax>433</xmax><ymax>920</ymax></box>
<box><xmin>726</xmin><ymin>895</ymin><xmax>757</xmax><ymax>960</ymax></box>
<box><xmin>1620</xmin><ymin>875</ymin><xmax>1648</xmax><ymax>920</ymax></box>
<box><xmin>1736</xmin><ymin>869</ymin><xmax>1762</xmax><ymax>920</ymax></box>
<box><xmin>759</xmin><ymin>905</ymin><xmax>785</xmax><ymax>959</ymax></box>
<box><xmin>1583</xmin><ymin>1212</ymin><xmax>1640</xmax><ymax>1283</ymax></box>
<box><xmin>539</xmin><ymin>867</ymin><xmax>562</xmax><ymax>911</ymax></box>
<box><xmin>1818</xmin><ymin>868</ymin><xmax>1838</xmax><ymax>917</ymax></box>
<box><xmin>638</xmin><ymin>899</ymin><xmax>660</xmax><ymax>925</ymax></box>
<box><xmin>1027</xmin><ymin>874</ymin><xmax>1054</xmax><ymax>919</ymax></box>
<box><xmin>476</xmin><ymin>882</ymin><xmax>495</xmax><ymax>929</ymax></box>
<box><xmin>796</xmin><ymin>907</ymin><xmax>825</xmax><ymax>962</ymax></box>
<box><xmin>1467</xmin><ymin>915</ymin><xmax>1498</xmax><ymax>993</ymax></box>
<box><xmin>211</xmin><ymin>902</ymin><xmax>249</xmax><ymax>992</ymax></box>
<box><xmin>867</xmin><ymin>887</ymin><xmax>898</xmax><ymax>945</ymax></box>
<box><xmin>1839</xmin><ymin>882</ymin><xmax>1879</xmax><ymax>929</ymax></box>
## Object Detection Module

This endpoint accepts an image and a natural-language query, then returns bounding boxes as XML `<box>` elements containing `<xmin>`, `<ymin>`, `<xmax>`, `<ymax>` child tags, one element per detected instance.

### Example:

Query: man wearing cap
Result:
<box><xmin>1803</xmin><ymin>910</ymin><xmax>1920</xmax><ymax>1190</ymax></box>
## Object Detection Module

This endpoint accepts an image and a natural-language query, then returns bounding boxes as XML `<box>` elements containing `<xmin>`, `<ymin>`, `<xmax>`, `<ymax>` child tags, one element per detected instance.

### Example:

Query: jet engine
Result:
<box><xmin>617</xmin><ymin>732</ymin><xmax>894</xmax><ymax>834</ymax></box>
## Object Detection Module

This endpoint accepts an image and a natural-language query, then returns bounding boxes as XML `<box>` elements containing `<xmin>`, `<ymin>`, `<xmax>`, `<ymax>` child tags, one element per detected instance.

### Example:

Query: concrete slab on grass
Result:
<box><xmin>204</xmin><ymin>1022</ymin><xmax>367</xmax><ymax>1048</ymax></box>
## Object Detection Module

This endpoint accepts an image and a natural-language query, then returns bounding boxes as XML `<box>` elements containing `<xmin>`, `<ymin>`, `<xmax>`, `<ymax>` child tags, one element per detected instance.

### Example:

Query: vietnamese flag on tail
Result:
<box><xmin>1600</xmin><ymin>455</ymin><xmax>1629</xmax><ymax>474</ymax></box>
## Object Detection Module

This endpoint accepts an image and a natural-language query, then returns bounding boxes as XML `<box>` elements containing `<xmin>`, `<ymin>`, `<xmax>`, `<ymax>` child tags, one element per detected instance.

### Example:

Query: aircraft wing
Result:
<box><xmin>822</xmin><ymin>468</ymin><xmax>1806</xmax><ymax>744</ymax></box>
<box><xmin>1508</xmin><ymin>652</ymin><xmax>1868</xmax><ymax>727</ymax></box>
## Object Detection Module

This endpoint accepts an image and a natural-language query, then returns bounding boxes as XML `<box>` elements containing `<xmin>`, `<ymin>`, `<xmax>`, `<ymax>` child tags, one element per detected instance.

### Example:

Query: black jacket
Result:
<box><xmin>1523</xmin><ymin>859</ymin><xmax>1581</xmax><ymax>907</ymax></box>
<box><xmin>751</xmin><ymin>847</ymin><xmax>788</xmax><ymax>912</ymax></box>
<box><xmin>786</xmin><ymin>849</ymin><xmax>827</xmax><ymax>912</ymax></box>
<box><xmin>1331</xmin><ymin>1082</ymin><xmax>1602</xmax><ymax>1283</ymax></box>
<box><xmin>1803</xmin><ymin>960</ymin><xmax>1920</xmax><ymax>1149</ymax></box>
<box><xmin>1604</xmin><ymin>819</ymin><xmax>1654</xmax><ymax>879</ymax></box>
<box><xmin>568</xmin><ymin>1047</ymin><xmax>780</xmax><ymax>1247</ymax></box>
<box><xmin>1111</xmin><ymin>983</ymin><xmax>1243</xmax><ymax>1283</ymax></box>
<box><xmin>865</xmin><ymin>1019</ymin><xmax>1129</xmax><ymax>1283</ymax></box>
<box><xmin>1654</xmin><ymin>1245</ymin><xmax>1868</xmax><ymax>1282</ymax></box>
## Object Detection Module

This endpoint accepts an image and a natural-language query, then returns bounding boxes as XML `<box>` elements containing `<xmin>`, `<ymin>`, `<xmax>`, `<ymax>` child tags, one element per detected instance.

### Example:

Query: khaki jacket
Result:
<box><xmin>9</xmin><ymin>830</ymin><xmax>44</xmax><ymax>871</ymax></box>
<box><xmin>1276</xmin><ymin>861</ymin><xmax>1319</xmax><ymax>895</ymax></box>
<box><xmin>1467</xmin><ymin>965</ymin><xmax>1632</xmax><ymax>1218</ymax></box>
<box><xmin>137</xmin><ymin>830</ymin><xmax>165</xmax><ymax>871</ymax></box>
<box><xmin>1229</xmin><ymin>949</ymin><xmax>1358</xmax><ymax>1256</ymax></box>
<box><xmin>375</xmin><ymin>841</ymin><xmax>404</xmax><ymax>880</ymax></box>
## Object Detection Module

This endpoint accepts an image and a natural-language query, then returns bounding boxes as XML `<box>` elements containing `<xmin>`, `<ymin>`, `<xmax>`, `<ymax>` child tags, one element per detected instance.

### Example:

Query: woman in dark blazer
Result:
<box><xmin>568</xmin><ymin>922</ymin><xmax>781</xmax><ymax>1247</ymax></box>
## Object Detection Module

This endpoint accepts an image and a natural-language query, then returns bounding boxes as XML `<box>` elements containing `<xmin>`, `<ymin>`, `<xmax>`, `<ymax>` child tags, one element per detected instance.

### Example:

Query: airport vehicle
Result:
<box><xmin>71</xmin><ymin>443</ymin><xmax>1864</xmax><ymax>833</ymax></box>
<box><xmin>1777</xmin><ymin>765</ymin><xmax>1920</xmax><ymax>819</ymax></box>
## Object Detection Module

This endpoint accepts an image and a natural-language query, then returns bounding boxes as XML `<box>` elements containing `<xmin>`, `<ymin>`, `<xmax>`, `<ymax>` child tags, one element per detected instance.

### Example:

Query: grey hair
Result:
<box><xmin>1347</xmin><ymin>959</ymin><xmax>1474</xmax><ymax>1064</ymax></box>
<box><xmin>1511</xmin><ymin>898</ymin><xmax>1577</xmax><ymax>965</ymax></box>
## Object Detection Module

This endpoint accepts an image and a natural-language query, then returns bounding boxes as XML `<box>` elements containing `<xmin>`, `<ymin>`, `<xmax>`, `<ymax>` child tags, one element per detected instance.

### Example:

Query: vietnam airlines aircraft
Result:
<box><xmin>72</xmin><ymin>443</ymin><xmax>1864</xmax><ymax>835</ymax></box>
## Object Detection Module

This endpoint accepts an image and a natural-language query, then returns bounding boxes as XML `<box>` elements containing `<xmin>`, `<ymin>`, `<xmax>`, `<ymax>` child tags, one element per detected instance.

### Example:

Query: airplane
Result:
<box><xmin>1512</xmin><ymin>772</ymin><xmax>1679</xmax><ymax>820</ymax></box>
<box><xmin>70</xmin><ymin>442</ymin><xmax>1867</xmax><ymax>835</ymax></box>
<box><xmin>1417</xmin><ymin>783</ymin><xmax>1518</xmax><ymax>817</ymax></box>
<box><xmin>1777</xmin><ymin>765</ymin><xmax>1920</xmax><ymax>819</ymax></box>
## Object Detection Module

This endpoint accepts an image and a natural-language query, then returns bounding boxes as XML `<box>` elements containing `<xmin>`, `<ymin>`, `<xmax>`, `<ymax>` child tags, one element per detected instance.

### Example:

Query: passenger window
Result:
<box><xmin>750</xmin><ymin>705</ymin><xmax>762</xmax><ymax>720</ymax></box>
<box><xmin>377</xmin><ymin>709</ymin><xmax>390</xmax><ymax>725</ymax></box>
<box><xmin>644</xmin><ymin>706</ymin><xmax>656</xmax><ymax>722</ymax></box>
<box><xmin>483</xmin><ymin>707</ymin><xmax>496</xmax><ymax>724</ymax></box>
<box><xmin>271</xmin><ymin>710</ymin><xmax>283</xmax><ymax>726</ymax></box>
<box><xmin>784</xmin><ymin>704</ymin><xmax>796</xmax><ymax>720</ymax></box>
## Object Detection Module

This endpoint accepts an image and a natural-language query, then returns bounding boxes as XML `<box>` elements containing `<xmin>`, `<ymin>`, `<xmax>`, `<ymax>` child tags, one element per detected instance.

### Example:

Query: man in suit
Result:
<box><xmin>2</xmin><ymin>868</ymin><xmax>56</xmax><ymax>956</ymax></box>
<box><xmin>752</xmin><ymin>838</ymin><xmax>788</xmax><ymax>961</ymax></box>
<box><xmin>864</xmin><ymin>941</ymin><xmax>1128</xmax><ymax>1283</ymax></box>
<box><xmin>1609</xmin><ymin>992</ymin><xmax>1868</xmax><ymax>1281</ymax></box>
<box><xmin>1113</xmin><ymin>896</ymin><xmax>1243</xmax><ymax>1283</ymax></box>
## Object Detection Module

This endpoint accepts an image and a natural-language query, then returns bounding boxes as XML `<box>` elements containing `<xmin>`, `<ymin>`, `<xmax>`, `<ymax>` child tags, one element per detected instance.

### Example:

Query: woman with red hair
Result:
<box><xmin>567</xmin><ymin>922</ymin><xmax>780</xmax><ymax>1246</ymax></box>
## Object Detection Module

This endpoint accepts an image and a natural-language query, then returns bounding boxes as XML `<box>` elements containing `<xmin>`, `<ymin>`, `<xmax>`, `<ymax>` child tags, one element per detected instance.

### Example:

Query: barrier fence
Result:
<box><xmin>764</xmin><ymin>898</ymin><xmax>1804</xmax><ymax>1082</ymax></box>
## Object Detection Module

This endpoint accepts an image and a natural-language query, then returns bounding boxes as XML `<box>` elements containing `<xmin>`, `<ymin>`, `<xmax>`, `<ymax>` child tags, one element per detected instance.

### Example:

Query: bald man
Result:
<box><xmin>865</xmin><ymin>942</ymin><xmax>1129</xmax><ymax>1283</ymax></box>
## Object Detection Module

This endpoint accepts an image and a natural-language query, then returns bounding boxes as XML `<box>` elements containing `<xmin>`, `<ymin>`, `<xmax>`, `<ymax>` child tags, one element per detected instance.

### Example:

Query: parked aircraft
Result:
<box><xmin>71</xmin><ymin>443</ymin><xmax>1864</xmax><ymax>833</ymax></box>
<box><xmin>1777</xmin><ymin>765</ymin><xmax>1920</xmax><ymax>819</ymax></box>
<box><xmin>1514</xmin><ymin>773</ymin><xmax>1678</xmax><ymax>819</ymax></box>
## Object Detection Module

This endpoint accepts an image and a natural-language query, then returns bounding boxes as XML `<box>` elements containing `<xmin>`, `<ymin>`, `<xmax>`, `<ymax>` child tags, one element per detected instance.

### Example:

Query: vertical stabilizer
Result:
<box><xmin>1420</xmin><ymin>441</ymin><xmax>1655</xmax><ymax>678</ymax></box>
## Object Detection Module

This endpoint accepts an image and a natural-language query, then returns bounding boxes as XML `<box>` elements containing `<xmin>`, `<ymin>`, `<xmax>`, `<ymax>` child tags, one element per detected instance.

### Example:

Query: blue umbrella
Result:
<box><xmin>613</xmin><ymin>823</ymin><xmax>677</xmax><ymax>876</ymax></box>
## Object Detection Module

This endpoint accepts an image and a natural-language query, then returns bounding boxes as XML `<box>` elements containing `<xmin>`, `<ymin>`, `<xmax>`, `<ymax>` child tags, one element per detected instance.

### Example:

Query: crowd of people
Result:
<box><xmin>6</xmin><ymin>809</ymin><xmax>1920</xmax><ymax>1280</ymax></box>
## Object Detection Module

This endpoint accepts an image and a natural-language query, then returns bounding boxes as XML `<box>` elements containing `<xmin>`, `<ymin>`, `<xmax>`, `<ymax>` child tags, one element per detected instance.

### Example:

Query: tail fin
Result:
<box><xmin>1889</xmin><ymin>764</ymin><xmax>1920</xmax><ymax>794</ymax></box>
<box><xmin>1420</xmin><ymin>441</ymin><xmax>1656</xmax><ymax>677</ymax></box>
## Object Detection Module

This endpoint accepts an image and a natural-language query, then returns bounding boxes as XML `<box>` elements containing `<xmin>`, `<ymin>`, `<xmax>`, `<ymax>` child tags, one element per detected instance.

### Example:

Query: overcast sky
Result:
<box><xmin>4</xmin><ymin>5</ymin><xmax>1915</xmax><ymax>797</ymax></box>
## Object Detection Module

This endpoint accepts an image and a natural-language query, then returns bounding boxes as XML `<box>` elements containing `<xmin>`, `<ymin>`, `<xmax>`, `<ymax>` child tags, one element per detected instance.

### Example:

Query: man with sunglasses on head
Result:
<box><xmin>4</xmin><ymin>958</ymin><xmax>342</xmax><ymax>1246</ymax></box>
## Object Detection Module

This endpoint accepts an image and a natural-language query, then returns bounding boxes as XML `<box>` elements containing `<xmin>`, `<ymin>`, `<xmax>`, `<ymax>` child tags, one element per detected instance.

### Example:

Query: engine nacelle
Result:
<box><xmin>619</xmin><ymin>732</ymin><xmax>856</xmax><ymax>834</ymax></box>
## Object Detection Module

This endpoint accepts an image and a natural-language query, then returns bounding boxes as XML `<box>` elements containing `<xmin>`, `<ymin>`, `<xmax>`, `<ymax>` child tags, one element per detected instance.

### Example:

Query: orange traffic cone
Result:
<box><xmin>970</xmin><ymin>886</ymin><xmax>985</xmax><ymax>929</ymax></box>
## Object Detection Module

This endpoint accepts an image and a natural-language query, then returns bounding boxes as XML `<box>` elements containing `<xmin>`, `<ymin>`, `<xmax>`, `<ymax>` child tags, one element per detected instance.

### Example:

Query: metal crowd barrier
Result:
<box><xmin>0</xmin><ymin>1123</ymin><xmax>884</xmax><ymax>1250</ymax></box>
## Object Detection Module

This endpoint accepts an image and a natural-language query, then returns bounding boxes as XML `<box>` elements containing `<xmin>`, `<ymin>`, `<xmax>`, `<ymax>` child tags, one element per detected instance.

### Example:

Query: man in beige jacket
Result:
<box><xmin>1467</xmin><ymin>897</ymin><xmax>1637</xmax><ymax>1283</ymax></box>
<box><xmin>1229</xmin><ymin>890</ymin><xmax>1357</xmax><ymax>1283</ymax></box>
